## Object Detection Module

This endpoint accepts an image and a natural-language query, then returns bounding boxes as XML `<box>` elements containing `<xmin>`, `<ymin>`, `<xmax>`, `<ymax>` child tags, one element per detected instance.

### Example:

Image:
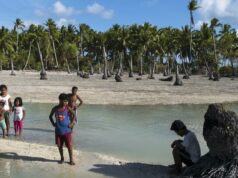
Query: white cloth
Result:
<box><xmin>0</xmin><ymin>94</ymin><xmax>11</xmax><ymax>111</ymax></box>
<box><xmin>182</xmin><ymin>131</ymin><xmax>201</xmax><ymax>163</ymax></box>
<box><xmin>13</xmin><ymin>106</ymin><xmax>25</xmax><ymax>121</ymax></box>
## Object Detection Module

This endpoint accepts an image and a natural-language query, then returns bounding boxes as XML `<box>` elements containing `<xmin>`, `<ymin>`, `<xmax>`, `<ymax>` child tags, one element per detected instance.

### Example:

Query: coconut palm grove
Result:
<box><xmin>0</xmin><ymin>0</ymin><xmax>237</xmax><ymax>81</ymax></box>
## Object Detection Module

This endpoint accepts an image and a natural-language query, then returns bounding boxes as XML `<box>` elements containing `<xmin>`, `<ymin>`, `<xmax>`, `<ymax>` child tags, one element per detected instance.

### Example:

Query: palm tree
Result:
<box><xmin>0</xmin><ymin>27</ymin><xmax>15</xmax><ymax>72</ymax></box>
<box><xmin>188</xmin><ymin>0</ymin><xmax>199</xmax><ymax>65</ymax></box>
<box><xmin>11</xmin><ymin>18</ymin><xmax>25</xmax><ymax>75</ymax></box>
<box><xmin>29</xmin><ymin>25</ymin><xmax>48</xmax><ymax>79</ymax></box>
<box><xmin>219</xmin><ymin>24</ymin><xmax>238</xmax><ymax>78</ymax></box>
<box><xmin>45</xmin><ymin>18</ymin><xmax>59</xmax><ymax>68</ymax></box>
<box><xmin>210</xmin><ymin>18</ymin><xmax>222</xmax><ymax>78</ymax></box>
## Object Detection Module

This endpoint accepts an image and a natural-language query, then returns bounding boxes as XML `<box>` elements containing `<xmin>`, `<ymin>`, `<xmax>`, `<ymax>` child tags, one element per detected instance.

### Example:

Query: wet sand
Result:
<box><xmin>0</xmin><ymin>139</ymin><xmax>169</xmax><ymax>178</ymax></box>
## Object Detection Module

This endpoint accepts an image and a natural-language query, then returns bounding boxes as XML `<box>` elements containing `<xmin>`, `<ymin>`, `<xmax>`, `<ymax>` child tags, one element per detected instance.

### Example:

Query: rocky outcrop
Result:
<box><xmin>178</xmin><ymin>104</ymin><xmax>238</xmax><ymax>178</ymax></box>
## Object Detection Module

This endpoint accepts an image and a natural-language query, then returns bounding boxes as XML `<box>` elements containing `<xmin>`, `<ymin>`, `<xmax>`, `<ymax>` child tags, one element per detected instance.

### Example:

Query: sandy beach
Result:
<box><xmin>0</xmin><ymin>70</ymin><xmax>237</xmax><ymax>178</ymax></box>
<box><xmin>1</xmin><ymin>70</ymin><xmax>238</xmax><ymax>105</ymax></box>
<box><xmin>0</xmin><ymin>139</ymin><xmax>169</xmax><ymax>178</ymax></box>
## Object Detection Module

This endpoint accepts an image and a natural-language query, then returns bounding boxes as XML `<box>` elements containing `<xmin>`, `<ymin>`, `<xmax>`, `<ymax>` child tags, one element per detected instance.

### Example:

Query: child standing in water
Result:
<box><xmin>0</xmin><ymin>101</ymin><xmax>6</xmax><ymax>138</ymax></box>
<box><xmin>12</xmin><ymin>97</ymin><xmax>25</xmax><ymax>136</ymax></box>
<box><xmin>49</xmin><ymin>93</ymin><xmax>76</xmax><ymax>165</ymax></box>
<box><xmin>0</xmin><ymin>85</ymin><xmax>12</xmax><ymax>136</ymax></box>
<box><xmin>68</xmin><ymin>86</ymin><xmax>83</xmax><ymax>122</ymax></box>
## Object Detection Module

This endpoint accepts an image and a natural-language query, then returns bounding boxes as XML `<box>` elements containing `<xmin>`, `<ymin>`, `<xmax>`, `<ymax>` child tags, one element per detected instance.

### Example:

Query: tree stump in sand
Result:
<box><xmin>40</xmin><ymin>70</ymin><xmax>47</xmax><ymax>80</ymax></box>
<box><xmin>115</xmin><ymin>73</ymin><xmax>122</xmax><ymax>82</ymax></box>
<box><xmin>178</xmin><ymin>104</ymin><xmax>238</xmax><ymax>178</ymax></box>
<box><xmin>213</xmin><ymin>72</ymin><xmax>220</xmax><ymax>81</ymax></box>
<box><xmin>82</xmin><ymin>73</ymin><xmax>90</xmax><ymax>79</ymax></box>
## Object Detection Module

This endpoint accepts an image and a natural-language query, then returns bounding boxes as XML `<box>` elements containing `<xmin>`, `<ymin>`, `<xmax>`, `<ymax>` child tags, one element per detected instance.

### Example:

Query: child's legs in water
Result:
<box><xmin>14</xmin><ymin>121</ymin><xmax>18</xmax><ymax>135</ymax></box>
<box><xmin>0</xmin><ymin>120</ymin><xmax>6</xmax><ymax>138</ymax></box>
<box><xmin>4</xmin><ymin>112</ymin><xmax>10</xmax><ymax>135</ymax></box>
<box><xmin>19</xmin><ymin>120</ymin><xmax>23</xmax><ymax>135</ymax></box>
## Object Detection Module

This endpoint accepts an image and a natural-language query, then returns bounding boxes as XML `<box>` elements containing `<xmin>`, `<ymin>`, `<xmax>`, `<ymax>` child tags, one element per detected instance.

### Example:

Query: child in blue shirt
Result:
<box><xmin>49</xmin><ymin>93</ymin><xmax>76</xmax><ymax>165</ymax></box>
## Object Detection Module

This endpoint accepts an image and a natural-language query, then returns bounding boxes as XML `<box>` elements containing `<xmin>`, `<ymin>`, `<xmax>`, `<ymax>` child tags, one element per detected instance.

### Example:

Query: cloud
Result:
<box><xmin>199</xmin><ymin>0</ymin><xmax>238</xmax><ymax>24</ymax></box>
<box><xmin>86</xmin><ymin>3</ymin><xmax>114</xmax><ymax>19</ymax></box>
<box><xmin>24</xmin><ymin>20</ymin><xmax>40</xmax><ymax>28</ymax></box>
<box><xmin>34</xmin><ymin>9</ymin><xmax>49</xmax><ymax>17</ymax></box>
<box><xmin>53</xmin><ymin>1</ymin><xmax>80</xmax><ymax>17</ymax></box>
<box><xmin>56</xmin><ymin>18</ymin><xmax>76</xmax><ymax>27</ymax></box>
<box><xmin>194</xmin><ymin>20</ymin><xmax>209</xmax><ymax>29</ymax></box>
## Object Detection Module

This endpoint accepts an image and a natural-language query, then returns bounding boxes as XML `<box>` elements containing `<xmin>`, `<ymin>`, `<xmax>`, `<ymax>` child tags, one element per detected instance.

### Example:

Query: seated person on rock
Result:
<box><xmin>169</xmin><ymin>120</ymin><xmax>201</xmax><ymax>174</ymax></box>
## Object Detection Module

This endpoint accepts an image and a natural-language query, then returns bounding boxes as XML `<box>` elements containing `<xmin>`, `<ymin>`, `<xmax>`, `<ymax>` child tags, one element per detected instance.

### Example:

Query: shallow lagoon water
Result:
<box><xmin>1</xmin><ymin>103</ymin><xmax>238</xmax><ymax>178</ymax></box>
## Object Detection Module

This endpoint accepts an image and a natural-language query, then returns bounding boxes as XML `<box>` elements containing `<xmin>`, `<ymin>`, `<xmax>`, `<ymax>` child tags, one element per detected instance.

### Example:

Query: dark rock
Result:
<box><xmin>136</xmin><ymin>77</ymin><xmax>142</xmax><ymax>80</ymax></box>
<box><xmin>115</xmin><ymin>74</ymin><xmax>122</xmax><ymax>82</ymax></box>
<box><xmin>178</xmin><ymin>104</ymin><xmax>238</xmax><ymax>178</ymax></box>
<box><xmin>159</xmin><ymin>76</ymin><xmax>173</xmax><ymax>81</ymax></box>
<box><xmin>183</xmin><ymin>75</ymin><xmax>190</xmax><ymax>79</ymax></box>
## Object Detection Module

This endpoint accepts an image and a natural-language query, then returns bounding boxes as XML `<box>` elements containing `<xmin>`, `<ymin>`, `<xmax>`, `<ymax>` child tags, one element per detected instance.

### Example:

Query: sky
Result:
<box><xmin>0</xmin><ymin>0</ymin><xmax>238</xmax><ymax>31</ymax></box>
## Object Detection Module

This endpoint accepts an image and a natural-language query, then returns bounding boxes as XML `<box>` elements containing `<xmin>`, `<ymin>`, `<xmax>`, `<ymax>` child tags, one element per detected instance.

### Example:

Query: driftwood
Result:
<box><xmin>159</xmin><ymin>76</ymin><xmax>173</xmax><ymax>81</ymax></box>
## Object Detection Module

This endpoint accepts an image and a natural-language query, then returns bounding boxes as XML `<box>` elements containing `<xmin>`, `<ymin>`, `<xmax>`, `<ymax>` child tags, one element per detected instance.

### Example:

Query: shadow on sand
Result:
<box><xmin>0</xmin><ymin>152</ymin><xmax>58</xmax><ymax>163</ymax></box>
<box><xmin>89</xmin><ymin>162</ymin><xmax>170</xmax><ymax>178</ymax></box>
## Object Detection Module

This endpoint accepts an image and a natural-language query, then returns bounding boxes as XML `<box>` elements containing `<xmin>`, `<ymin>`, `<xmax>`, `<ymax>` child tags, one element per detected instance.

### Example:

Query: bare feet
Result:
<box><xmin>58</xmin><ymin>158</ymin><xmax>64</xmax><ymax>164</ymax></box>
<box><xmin>69</xmin><ymin>161</ymin><xmax>75</xmax><ymax>166</ymax></box>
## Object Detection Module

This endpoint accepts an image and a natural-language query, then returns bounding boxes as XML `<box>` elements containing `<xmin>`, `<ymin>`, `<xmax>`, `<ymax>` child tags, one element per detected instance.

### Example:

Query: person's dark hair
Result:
<box><xmin>14</xmin><ymin>97</ymin><xmax>23</xmax><ymax>106</ymax></box>
<box><xmin>58</xmin><ymin>93</ymin><xmax>69</xmax><ymax>101</ymax></box>
<box><xmin>170</xmin><ymin>120</ymin><xmax>187</xmax><ymax>132</ymax></box>
<box><xmin>0</xmin><ymin>84</ymin><xmax>7</xmax><ymax>90</ymax></box>
<box><xmin>72</xmin><ymin>86</ymin><xmax>78</xmax><ymax>91</ymax></box>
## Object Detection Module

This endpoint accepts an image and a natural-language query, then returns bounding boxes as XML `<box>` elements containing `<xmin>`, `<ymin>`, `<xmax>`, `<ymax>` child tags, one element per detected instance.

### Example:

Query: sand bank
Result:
<box><xmin>1</xmin><ymin>70</ymin><xmax>238</xmax><ymax>105</ymax></box>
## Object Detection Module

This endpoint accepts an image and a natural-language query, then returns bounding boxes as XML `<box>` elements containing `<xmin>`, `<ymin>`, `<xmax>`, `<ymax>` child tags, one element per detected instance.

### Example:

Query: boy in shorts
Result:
<box><xmin>170</xmin><ymin>120</ymin><xmax>201</xmax><ymax>174</ymax></box>
<box><xmin>49</xmin><ymin>93</ymin><xmax>76</xmax><ymax>165</ymax></box>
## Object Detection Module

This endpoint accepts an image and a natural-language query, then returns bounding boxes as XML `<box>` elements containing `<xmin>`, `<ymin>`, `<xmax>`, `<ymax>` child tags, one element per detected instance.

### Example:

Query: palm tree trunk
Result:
<box><xmin>51</xmin><ymin>38</ymin><xmax>59</xmax><ymax>68</ymax></box>
<box><xmin>182</xmin><ymin>58</ymin><xmax>189</xmax><ymax>79</ymax></box>
<box><xmin>23</xmin><ymin>40</ymin><xmax>33</xmax><ymax>71</ymax></box>
<box><xmin>98</xmin><ymin>60</ymin><xmax>101</xmax><ymax>74</ymax></box>
<box><xmin>212</xmin><ymin>34</ymin><xmax>218</xmax><ymax>71</ymax></box>
<box><xmin>65</xmin><ymin>57</ymin><xmax>71</xmax><ymax>74</ymax></box>
<box><xmin>139</xmin><ymin>51</ymin><xmax>143</xmax><ymax>76</ymax></box>
<box><xmin>76</xmin><ymin>54</ymin><xmax>80</xmax><ymax>75</ymax></box>
<box><xmin>10</xmin><ymin>58</ymin><xmax>16</xmax><ymax>75</ymax></box>
<box><xmin>102</xmin><ymin>45</ymin><xmax>108</xmax><ymax>79</ymax></box>
<box><xmin>230</xmin><ymin>59</ymin><xmax>235</xmax><ymax>78</ymax></box>
<box><xmin>16</xmin><ymin>32</ymin><xmax>19</xmax><ymax>54</ymax></box>
<box><xmin>129</xmin><ymin>54</ymin><xmax>133</xmax><ymax>77</ymax></box>
<box><xmin>90</xmin><ymin>63</ymin><xmax>94</xmax><ymax>75</ymax></box>
<box><xmin>189</xmin><ymin>11</ymin><xmax>193</xmax><ymax>64</ymax></box>
<box><xmin>37</xmin><ymin>42</ymin><xmax>47</xmax><ymax>80</ymax></box>
<box><xmin>119</xmin><ymin>52</ymin><xmax>123</xmax><ymax>76</ymax></box>
<box><xmin>111</xmin><ymin>53</ymin><xmax>115</xmax><ymax>74</ymax></box>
